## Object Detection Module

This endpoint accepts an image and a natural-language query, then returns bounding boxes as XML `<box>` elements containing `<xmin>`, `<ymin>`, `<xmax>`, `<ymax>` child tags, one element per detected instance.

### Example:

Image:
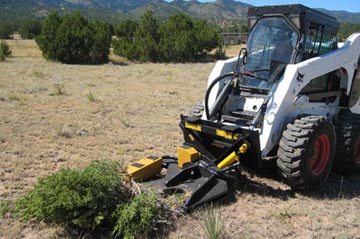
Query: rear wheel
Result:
<box><xmin>334</xmin><ymin>110</ymin><xmax>360</xmax><ymax>174</ymax></box>
<box><xmin>277</xmin><ymin>116</ymin><xmax>336</xmax><ymax>190</ymax></box>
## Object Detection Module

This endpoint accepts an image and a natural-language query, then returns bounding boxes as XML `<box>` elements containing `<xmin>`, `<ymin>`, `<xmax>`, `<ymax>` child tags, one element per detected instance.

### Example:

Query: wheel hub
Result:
<box><xmin>310</xmin><ymin>134</ymin><xmax>331</xmax><ymax>176</ymax></box>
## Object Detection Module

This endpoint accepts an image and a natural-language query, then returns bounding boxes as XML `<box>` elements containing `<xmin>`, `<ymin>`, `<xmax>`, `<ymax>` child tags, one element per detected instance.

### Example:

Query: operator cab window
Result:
<box><xmin>245</xmin><ymin>17</ymin><xmax>298</xmax><ymax>84</ymax></box>
<box><xmin>303</xmin><ymin>22</ymin><xmax>337</xmax><ymax>60</ymax></box>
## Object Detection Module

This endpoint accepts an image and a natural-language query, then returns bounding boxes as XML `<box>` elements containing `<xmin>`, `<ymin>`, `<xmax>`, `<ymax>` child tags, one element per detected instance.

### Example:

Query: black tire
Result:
<box><xmin>189</xmin><ymin>101</ymin><xmax>204</xmax><ymax>118</ymax></box>
<box><xmin>334</xmin><ymin>110</ymin><xmax>360</xmax><ymax>174</ymax></box>
<box><xmin>277</xmin><ymin>116</ymin><xmax>336</xmax><ymax>190</ymax></box>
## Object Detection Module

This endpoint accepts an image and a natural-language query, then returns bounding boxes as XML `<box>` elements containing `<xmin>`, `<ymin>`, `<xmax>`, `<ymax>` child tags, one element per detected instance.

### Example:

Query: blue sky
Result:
<box><xmin>166</xmin><ymin>0</ymin><xmax>360</xmax><ymax>13</ymax></box>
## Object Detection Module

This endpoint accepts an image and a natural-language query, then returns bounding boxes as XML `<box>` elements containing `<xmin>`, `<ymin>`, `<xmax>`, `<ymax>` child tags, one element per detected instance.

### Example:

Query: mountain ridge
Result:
<box><xmin>1</xmin><ymin>0</ymin><xmax>360</xmax><ymax>24</ymax></box>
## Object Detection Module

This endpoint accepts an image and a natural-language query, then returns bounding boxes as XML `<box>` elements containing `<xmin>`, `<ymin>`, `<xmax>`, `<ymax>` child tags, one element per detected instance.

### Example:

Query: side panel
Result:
<box><xmin>261</xmin><ymin>33</ymin><xmax>360</xmax><ymax>157</ymax></box>
<box><xmin>349</xmin><ymin>61</ymin><xmax>360</xmax><ymax>113</ymax></box>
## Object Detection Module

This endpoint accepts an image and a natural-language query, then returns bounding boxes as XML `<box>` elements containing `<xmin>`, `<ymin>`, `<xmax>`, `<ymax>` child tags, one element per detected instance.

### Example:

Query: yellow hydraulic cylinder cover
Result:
<box><xmin>177</xmin><ymin>145</ymin><xmax>200</xmax><ymax>168</ymax></box>
<box><xmin>217</xmin><ymin>151</ymin><xmax>239</xmax><ymax>169</ymax></box>
<box><xmin>217</xmin><ymin>143</ymin><xmax>249</xmax><ymax>169</ymax></box>
<box><xmin>127</xmin><ymin>156</ymin><xmax>162</xmax><ymax>181</ymax></box>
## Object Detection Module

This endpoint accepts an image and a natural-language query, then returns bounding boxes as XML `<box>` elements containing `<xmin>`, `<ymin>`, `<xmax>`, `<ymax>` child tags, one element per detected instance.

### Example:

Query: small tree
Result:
<box><xmin>19</xmin><ymin>20</ymin><xmax>42</xmax><ymax>39</ymax></box>
<box><xmin>159</xmin><ymin>14</ymin><xmax>196</xmax><ymax>62</ymax></box>
<box><xmin>113</xmin><ymin>11</ymin><xmax>160</xmax><ymax>62</ymax></box>
<box><xmin>112</xmin><ymin>12</ymin><xmax>222</xmax><ymax>63</ymax></box>
<box><xmin>55</xmin><ymin>13</ymin><xmax>94</xmax><ymax>64</ymax></box>
<box><xmin>36</xmin><ymin>12</ymin><xmax>111</xmax><ymax>64</ymax></box>
<box><xmin>36</xmin><ymin>12</ymin><xmax>63</xmax><ymax>60</ymax></box>
<box><xmin>0</xmin><ymin>22</ymin><xmax>13</xmax><ymax>39</ymax></box>
<box><xmin>114</xmin><ymin>19</ymin><xmax>138</xmax><ymax>41</ymax></box>
<box><xmin>193</xmin><ymin>19</ymin><xmax>221</xmax><ymax>53</ymax></box>
<box><xmin>90</xmin><ymin>22</ymin><xmax>112</xmax><ymax>64</ymax></box>
<box><xmin>159</xmin><ymin>15</ymin><xmax>221</xmax><ymax>62</ymax></box>
<box><xmin>134</xmin><ymin>10</ymin><xmax>160</xmax><ymax>62</ymax></box>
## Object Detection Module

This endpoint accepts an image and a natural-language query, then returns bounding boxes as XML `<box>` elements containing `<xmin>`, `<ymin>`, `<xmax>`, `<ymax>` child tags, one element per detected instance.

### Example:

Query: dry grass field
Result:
<box><xmin>0</xmin><ymin>40</ymin><xmax>359</xmax><ymax>239</ymax></box>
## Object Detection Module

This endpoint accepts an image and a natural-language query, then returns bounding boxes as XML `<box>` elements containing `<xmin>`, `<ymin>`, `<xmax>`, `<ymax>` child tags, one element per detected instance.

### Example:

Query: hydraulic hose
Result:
<box><xmin>161</xmin><ymin>155</ymin><xmax>178</xmax><ymax>167</ymax></box>
<box><xmin>204</xmin><ymin>72</ymin><xmax>236</xmax><ymax>120</ymax></box>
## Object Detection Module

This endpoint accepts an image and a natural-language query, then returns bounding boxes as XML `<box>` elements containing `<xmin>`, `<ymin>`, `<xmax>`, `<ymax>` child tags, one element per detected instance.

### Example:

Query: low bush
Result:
<box><xmin>112</xmin><ymin>193</ymin><xmax>158</xmax><ymax>239</ymax></box>
<box><xmin>0</xmin><ymin>41</ymin><xmax>11</xmax><ymax>61</ymax></box>
<box><xmin>15</xmin><ymin>160</ymin><xmax>162</xmax><ymax>238</ymax></box>
<box><xmin>16</xmin><ymin>161</ymin><xmax>130</xmax><ymax>231</ymax></box>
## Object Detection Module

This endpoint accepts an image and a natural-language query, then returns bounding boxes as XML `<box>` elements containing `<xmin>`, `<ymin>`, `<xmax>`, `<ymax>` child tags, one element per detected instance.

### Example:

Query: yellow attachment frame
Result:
<box><xmin>185</xmin><ymin>122</ymin><xmax>239</xmax><ymax>141</ymax></box>
<box><xmin>127</xmin><ymin>156</ymin><xmax>162</xmax><ymax>181</ymax></box>
<box><xmin>177</xmin><ymin>145</ymin><xmax>200</xmax><ymax>168</ymax></box>
<box><xmin>217</xmin><ymin>143</ymin><xmax>249</xmax><ymax>169</ymax></box>
<box><xmin>216</xmin><ymin>129</ymin><xmax>239</xmax><ymax>140</ymax></box>
<box><xmin>185</xmin><ymin>122</ymin><xmax>201</xmax><ymax>131</ymax></box>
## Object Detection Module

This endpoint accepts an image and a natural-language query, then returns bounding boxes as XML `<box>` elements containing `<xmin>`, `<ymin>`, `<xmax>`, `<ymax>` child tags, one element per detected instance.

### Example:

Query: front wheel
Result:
<box><xmin>277</xmin><ymin>116</ymin><xmax>336</xmax><ymax>190</ymax></box>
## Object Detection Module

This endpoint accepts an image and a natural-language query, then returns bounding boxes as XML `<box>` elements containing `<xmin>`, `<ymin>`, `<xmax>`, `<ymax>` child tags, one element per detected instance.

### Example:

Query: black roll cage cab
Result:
<box><xmin>247</xmin><ymin>4</ymin><xmax>340</xmax><ymax>62</ymax></box>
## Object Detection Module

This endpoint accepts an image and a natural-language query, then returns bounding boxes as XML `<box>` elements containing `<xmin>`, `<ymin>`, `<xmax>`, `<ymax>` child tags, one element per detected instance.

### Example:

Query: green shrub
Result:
<box><xmin>0</xmin><ymin>48</ymin><xmax>4</xmax><ymax>61</ymax></box>
<box><xmin>0</xmin><ymin>22</ymin><xmax>13</xmax><ymax>39</ymax></box>
<box><xmin>0</xmin><ymin>41</ymin><xmax>11</xmax><ymax>56</ymax></box>
<box><xmin>159</xmin><ymin>14</ymin><xmax>196</xmax><ymax>62</ymax></box>
<box><xmin>114</xmin><ymin>19</ymin><xmax>138</xmax><ymax>41</ymax></box>
<box><xmin>0</xmin><ymin>41</ymin><xmax>11</xmax><ymax>61</ymax></box>
<box><xmin>112</xmin><ymin>12</ymin><xmax>222</xmax><ymax>63</ymax></box>
<box><xmin>19</xmin><ymin>20</ymin><xmax>42</xmax><ymax>39</ymax></box>
<box><xmin>16</xmin><ymin>161</ymin><xmax>132</xmax><ymax>231</ymax></box>
<box><xmin>193</xmin><ymin>19</ymin><xmax>222</xmax><ymax>53</ymax></box>
<box><xmin>112</xmin><ymin>193</ymin><xmax>158</xmax><ymax>239</ymax></box>
<box><xmin>36</xmin><ymin>12</ymin><xmax>111</xmax><ymax>64</ymax></box>
<box><xmin>0</xmin><ymin>200</ymin><xmax>11</xmax><ymax>217</ymax></box>
<box><xmin>15</xmin><ymin>160</ymin><xmax>164</xmax><ymax>238</ymax></box>
<box><xmin>36</xmin><ymin>12</ymin><xmax>62</xmax><ymax>60</ymax></box>
<box><xmin>113</xmin><ymin>11</ymin><xmax>160</xmax><ymax>63</ymax></box>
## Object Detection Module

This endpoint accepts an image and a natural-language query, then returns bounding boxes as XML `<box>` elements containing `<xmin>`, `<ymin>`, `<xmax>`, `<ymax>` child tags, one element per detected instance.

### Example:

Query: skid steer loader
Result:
<box><xmin>127</xmin><ymin>4</ymin><xmax>360</xmax><ymax>211</ymax></box>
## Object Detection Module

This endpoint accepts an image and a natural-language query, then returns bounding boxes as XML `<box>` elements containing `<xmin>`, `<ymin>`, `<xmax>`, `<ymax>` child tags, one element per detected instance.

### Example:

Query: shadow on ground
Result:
<box><xmin>219</xmin><ymin>160</ymin><xmax>360</xmax><ymax>206</ymax></box>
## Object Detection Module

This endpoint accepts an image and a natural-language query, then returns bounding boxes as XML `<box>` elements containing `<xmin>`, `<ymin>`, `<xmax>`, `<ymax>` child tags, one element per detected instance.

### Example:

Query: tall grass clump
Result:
<box><xmin>86</xmin><ymin>91</ymin><xmax>97</xmax><ymax>102</ymax></box>
<box><xmin>54</xmin><ymin>124</ymin><xmax>72</xmax><ymax>138</ymax></box>
<box><xmin>52</xmin><ymin>83</ymin><xmax>65</xmax><ymax>96</ymax></box>
<box><xmin>199</xmin><ymin>205</ymin><xmax>226</xmax><ymax>239</ymax></box>
<box><xmin>15</xmin><ymin>161</ymin><xmax>162</xmax><ymax>238</ymax></box>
